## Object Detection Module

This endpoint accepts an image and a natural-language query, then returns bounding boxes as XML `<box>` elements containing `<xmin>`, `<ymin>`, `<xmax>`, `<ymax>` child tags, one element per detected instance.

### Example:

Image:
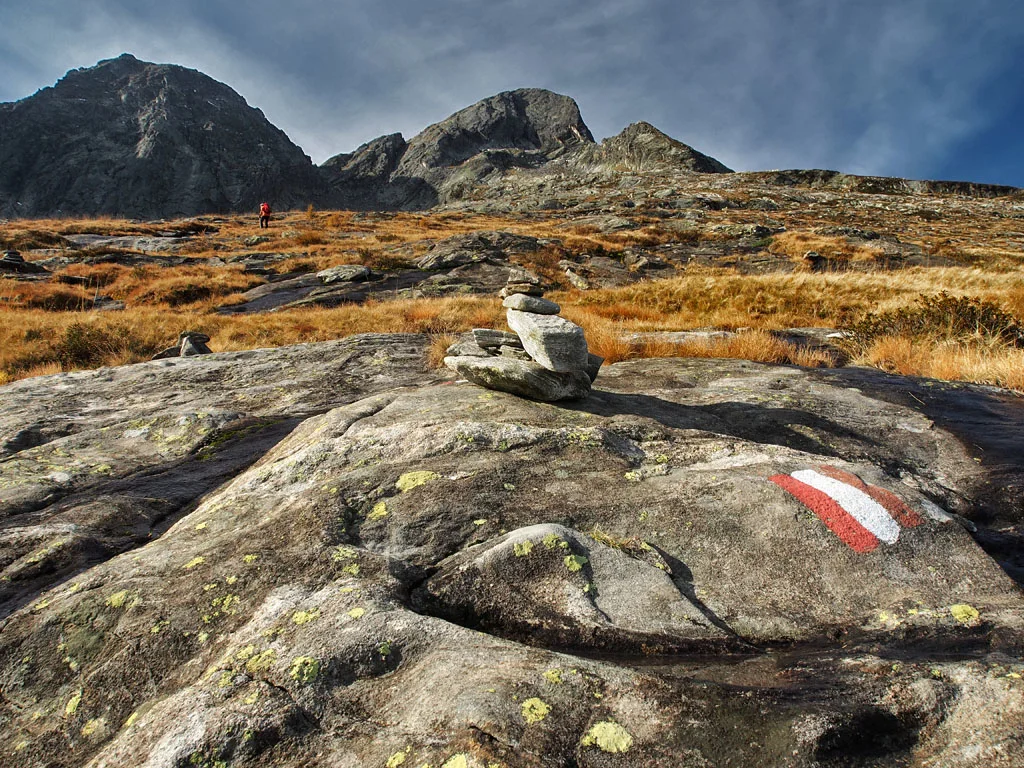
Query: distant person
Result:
<box><xmin>259</xmin><ymin>201</ymin><xmax>272</xmax><ymax>228</ymax></box>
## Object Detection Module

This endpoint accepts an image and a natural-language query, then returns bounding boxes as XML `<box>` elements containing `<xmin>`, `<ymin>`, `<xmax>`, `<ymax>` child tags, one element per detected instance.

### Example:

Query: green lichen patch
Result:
<box><xmin>473</xmin><ymin>519</ymin><xmax>488</xmax><ymax>526</ymax></box>
<box><xmin>245</xmin><ymin>649</ymin><xmax>277</xmax><ymax>675</ymax></box>
<box><xmin>289</xmin><ymin>656</ymin><xmax>320</xmax><ymax>684</ymax></box>
<box><xmin>543</xmin><ymin>669</ymin><xmax>563</xmax><ymax>685</ymax></box>
<box><xmin>331</xmin><ymin>545</ymin><xmax>358</xmax><ymax>562</ymax></box>
<box><xmin>368</xmin><ymin>501</ymin><xmax>389</xmax><ymax>521</ymax></box>
<box><xmin>347</xmin><ymin>607</ymin><xmax>366</xmax><ymax>619</ymax></box>
<box><xmin>184</xmin><ymin>556</ymin><xmax>206</xmax><ymax>570</ymax></box>
<box><xmin>292</xmin><ymin>609</ymin><xmax>320</xmax><ymax>625</ymax></box>
<box><xmin>211</xmin><ymin>594</ymin><xmax>240</xmax><ymax>615</ymax></box>
<box><xmin>543</xmin><ymin>533</ymin><xmax>569</xmax><ymax>550</ymax></box>
<box><xmin>342</xmin><ymin>563</ymin><xmax>361</xmax><ymax>576</ymax></box>
<box><xmin>396</xmin><ymin>470</ymin><xmax>440</xmax><ymax>492</ymax></box>
<box><xmin>80</xmin><ymin>718</ymin><xmax>106</xmax><ymax>737</ymax></box>
<box><xmin>564</xmin><ymin>555</ymin><xmax>589</xmax><ymax>573</ymax></box>
<box><xmin>242</xmin><ymin>554</ymin><xmax>259</xmax><ymax>564</ymax></box>
<box><xmin>950</xmin><ymin>603</ymin><xmax>982</xmax><ymax>626</ymax></box>
<box><xmin>442</xmin><ymin>754</ymin><xmax>469</xmax><ymax>768</ymax></box>
<box><xmin>64</xmin><ymin>690</ymin><xmax>83</xmax><ymax>717</ymax></box>
<box><xmin>521</xmin><ymin>697</ymin><xmax>551</xmax><ymax>724</ymax></box>
<box><xmin>105</xmin><ymin>590</ymin><xmax>135</xmax><ymax>609</ymax></box>
<box><xmin>513</xmin><ymin>541</ymin><xmax>534</xmax><ymax>557</ymax></box>
<box><xmin>150</xmin><ymin>620</ymin><xmax>170</xmax><ymax>634</ymax></box>
<box><xmin>581</xmin><ymin>721</ymin><xmax>633</xmax><ymax>753</ymax></box>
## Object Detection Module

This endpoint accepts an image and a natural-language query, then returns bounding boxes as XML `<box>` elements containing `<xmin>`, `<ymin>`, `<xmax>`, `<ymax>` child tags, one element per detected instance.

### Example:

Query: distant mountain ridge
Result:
<box><xmin>0</xmin><ymin>54</ymin><xmax>325</xmax><ymax>218</ymax></box>
<box><xmin>0</xmin><ymin>55</ymin><xmax>1018</xmax><ymax>218</ymax></box>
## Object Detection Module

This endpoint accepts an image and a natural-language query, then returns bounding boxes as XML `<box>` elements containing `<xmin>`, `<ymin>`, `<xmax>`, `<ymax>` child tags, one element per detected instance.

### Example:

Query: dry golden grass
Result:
<box><xmin>768</xmin><ymin>230</ymin><xmax>886</xmax><ymax>264</ymax></box>
<box><xmin>857</xmin><ymin>336</ymin><xmax>1024</xmax><ymax>391</ymax></box>
<box><xmin>3</xmin><ymin>205</ymin><xmax>1024</xmax><ymax>392</ymax></box>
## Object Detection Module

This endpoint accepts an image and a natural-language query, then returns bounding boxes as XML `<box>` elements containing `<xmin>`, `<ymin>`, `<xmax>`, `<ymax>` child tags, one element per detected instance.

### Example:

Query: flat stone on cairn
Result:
<box><xmin>444</xmin><ymin>271</ymin><xmax>602</xmax><ymax>401</ymax></box>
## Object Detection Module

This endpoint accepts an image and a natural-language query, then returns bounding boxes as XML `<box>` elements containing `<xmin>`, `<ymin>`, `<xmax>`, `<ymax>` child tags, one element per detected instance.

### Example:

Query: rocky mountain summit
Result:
<box><xmin>0</xmin><ymin>54</ymin><xmax>325</xmax><ymax>219</ymax></box>
<box><xmin>1</xmin><ymin>334</ymin><xmax>1023</xmax><ymax>767</ymax></box>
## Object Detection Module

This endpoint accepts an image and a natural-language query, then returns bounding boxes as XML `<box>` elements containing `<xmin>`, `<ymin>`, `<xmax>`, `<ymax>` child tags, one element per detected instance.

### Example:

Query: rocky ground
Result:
<box><xmin>1</xmin><ymin>334</ymin><xmax>1023</xmax><ymax>767</ymax></box>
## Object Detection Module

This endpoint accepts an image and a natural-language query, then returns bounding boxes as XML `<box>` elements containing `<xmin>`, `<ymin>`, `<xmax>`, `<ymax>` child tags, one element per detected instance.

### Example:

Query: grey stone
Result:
<box><xmin>472</xmin><ymin>329</ymin><xmax>522</xmax><ymax>349</ymax></box>
<box><xmin>585</xmin><ymin>352</ymin><xmax>604</xmax><ymax>382</ymax></box>
<box><xmin>506</xmin><ymin>309</ymin><xmax>589</xmax><ymax>372</ymax></box>
<box><xmin>565</xmin><ymin>268</ymin><xmax>590</xmax><ymax>290</ymax></box>
<box><xmin>502</xmin><ymin>294</ymin><xmax>560</xmax><ymax>314</ymax></box>
<box><xmin>444</xmin><ymin>339</ymin><xmax>492</xmax><ymax>358</ymax></box>
<box><xmin>499</xmin><ymin>283</ymin><xmax>544</xmax><ymax>298</ymax></box>
<box><xmin>445</xmin><ymin>354</ymin><xmax>591</xmax><ymax>401</ymax></box>
<box><xmin>2</xmin><ymin>250</ymin><xmax>24</xmax><ymax>262</ymax></box>
<box><xmin>499</xmin><ymin>345</ymin><xmax>532</xmax><ymax>361</ymax></box>
<box><xmin>316</xmin><ymin>264</ymin><xmax>371</xmax><ymax>284</ymax></box>
<box><xmin>179</xmin><ymin>336</ymin><xmax>212</xmax><ymax>357</ymax></box>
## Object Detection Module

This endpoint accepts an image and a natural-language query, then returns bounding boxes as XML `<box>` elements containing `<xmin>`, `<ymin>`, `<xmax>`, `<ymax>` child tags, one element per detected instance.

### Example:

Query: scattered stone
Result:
<box><xmin>499</xmin><ymin>345</ymin><xmax>532</xmax><ymax>361</ymax></box>
<box><xmin>506</xmin><ymin>309</ymin><xmax>589</xmax><ymax>373</ymax></box>
<box><xmin>502</xmin><ymin>294</ymin><xmax>560</xmax><ymax>314</ymax></box>
<box><xmin>152</xmin><ymin>331</ymin><xmax>213</xmax><ymax>360</ymax></box>
<box><xmin>316</xmin><ymin>265</ymin><xmax>372</xmax><ymax>284</ymax></box>
<box><xmin>585</xmin><ymin>353</ymin><xmax>604</xmax><ymax>382</ymax></box>
<box><xmin>564</xmin><ymin>268</ymin><xmax>590</xmax><ymax>290</ymax></box>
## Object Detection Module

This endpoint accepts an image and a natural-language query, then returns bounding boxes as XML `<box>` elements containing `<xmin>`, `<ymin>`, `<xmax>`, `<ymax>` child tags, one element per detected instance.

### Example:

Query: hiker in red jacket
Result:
<box><xmin>258</xmin><ymin>202</ymin><xmax>271</xmax><ymax>228</ymax></box>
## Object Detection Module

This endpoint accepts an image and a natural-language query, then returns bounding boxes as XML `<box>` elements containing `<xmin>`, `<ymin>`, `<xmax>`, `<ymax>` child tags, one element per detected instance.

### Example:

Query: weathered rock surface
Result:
<box><xmin>0</xmin><ymin>54</ymin><xmax>324</xmax><ymax>218</ymax></box>
<box><xmin>1</xmin><ymin>343</ymin><xmax>1024</xmax><ymax>767</ymax></box>
<box><xmin>315</xmin><ymin>264</ymin><xmax>371</xmax><ymax>284</ymax></box>
<box><xmin>414</xmin><ymin>231</ymin><xmax>548</xmax><ymax>271</ymax></box>
<box><xmin>507</xmin><ymin>308</ymin><xmax>590</xmax><ymax>372</ymax></box>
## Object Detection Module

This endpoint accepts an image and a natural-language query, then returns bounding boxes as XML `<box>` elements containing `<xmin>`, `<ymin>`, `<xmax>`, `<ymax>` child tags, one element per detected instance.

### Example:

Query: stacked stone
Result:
<box><xmin>0</xmin><ymin>250</ymin><xmax>48</xmax><ymax>275</ymax></box>
<box><xmin>444</xmin><ymin>273</ymin><xmax>603</xmax><ymax>401</ymax></box>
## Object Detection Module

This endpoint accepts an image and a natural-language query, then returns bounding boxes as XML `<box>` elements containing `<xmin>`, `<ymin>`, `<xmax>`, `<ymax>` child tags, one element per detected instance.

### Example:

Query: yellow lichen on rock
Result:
<box><xmin>387</xmin><ymin>747</ymin><xmax>411</xmax><ymax>767</ymax></box>
<box><xmin>289</xmin><ymin>656</ymin><xmax>320</xmax><ymax>684</ymax></box>
<box><xmin>184</xmin><ymin>556</ymin><xmax>206</xmax><ymax>569</ymax></box>
<box><xmin>105</xmin><ymin>590</ymin><xmax>132</xmax><ymax>609</ymax></box>
<box><xmin>64</xmin><ymin>690</ymin><xmax>82</xmax><ymax>717</ymax></box>
<box><xmin>441</xmin><ymin>755</ymin><xmax>469</xmax><ymax>768</ymax></box>
<box><xmin>521</xmin><ymin>697</ymin><xmax>551</xmax><ymax>723</ymax></box>
<box><xmin>513</xmin><ymin>541</ymin><xmax>534</xmax><ymax>557</ymax></box>
<box><xmin>396</xmin><ymin>471</ymin><xmax>440</xmax><ymax>492</ymax></box>
<box><xmin>368</xmin><ymin>501</ymin><xmax>389</xmax><ymax>521</ymax></box>
<box><xmin>581</xmin><ymin>721</ymin><xmax>633</xmax><ymax>753</ymax></box>
<box><xmin>950</xmin><ymin>603</ymin><xmax>981</xmax><ymax>626</ymax></box>
<box><xmin>292</xmin><ymin>609</ymin><xmax>320</xmax><ymax>625</ymax></box>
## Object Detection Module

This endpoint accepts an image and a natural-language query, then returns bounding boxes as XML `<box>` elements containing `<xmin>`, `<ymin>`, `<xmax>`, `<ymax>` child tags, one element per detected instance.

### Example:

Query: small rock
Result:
<box><xmin>506</xmin><ymin>309</ymin><xmax>589</xmax><ymax>373</ymax></box>
<box><xmin>500</xmin><ymin>283</ymin><xmax>544</xmax><ymax>298</ymax></box>
<box><xmin>585</xmin><ymin>353</ymin><xmax>604</xmax><ymax>383</ymax></box>
<box><xmin>565</xmin><ymin>269</ymin><xmax>590</xmax><ymax>290</ymax></box>
<box><xmin>472</xmin><ymin>329</ymin><xmax>522</xmax><ymax>349</ymax></box>
<box><xmin>445</xmin><ymin>339</ymin><xmax>492</xmax><ymax>358</ymax></box>
<box><xmin>2</xmin><ymin>250</ymin><xmax>25</xmax><ymax>263</ymax></box>
<box><xmin>499</xmin><ymin>345</ymin><xmax>532</xmax><ymax>361</ymax></box>
<box><xmin>502</xmin><ymin>294</ymin><xmax>561</xmax><ymax>314</ymax></box>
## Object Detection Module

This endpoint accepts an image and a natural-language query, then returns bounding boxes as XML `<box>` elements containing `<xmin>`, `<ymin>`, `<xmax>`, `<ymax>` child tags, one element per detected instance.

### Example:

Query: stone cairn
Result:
<box><xmin>0</xmin><ymin>250</ymin><xmax>48</xmax><ymax>275</ymax></box>
<box><xmin>152</xmin><ymin>331</ymin><xmax>213</xmax><ymax>360</ymax></box>
<box><xmin>444</xmin><ymin>269</ymin><xmax>602</xmax><ymax>401</ymax></box>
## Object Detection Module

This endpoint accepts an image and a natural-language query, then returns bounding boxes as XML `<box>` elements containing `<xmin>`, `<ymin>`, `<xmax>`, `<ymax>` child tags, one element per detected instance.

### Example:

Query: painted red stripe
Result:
<box><xmin>770</xmin><ymin>474</ymin><xmax>880</xmax><ymax>553</ymax></box>
<box><xmin>817</xmin><ymin>465</ymin><xmax>923</xmax><ymax>528</ymax></box>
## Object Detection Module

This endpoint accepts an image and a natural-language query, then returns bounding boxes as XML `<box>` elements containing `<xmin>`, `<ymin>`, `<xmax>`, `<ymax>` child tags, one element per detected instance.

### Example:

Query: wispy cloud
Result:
<box><xmin>2</xmin><ymin>0</ymin><xmax>1023</xmax><ymax>184</ymax></box>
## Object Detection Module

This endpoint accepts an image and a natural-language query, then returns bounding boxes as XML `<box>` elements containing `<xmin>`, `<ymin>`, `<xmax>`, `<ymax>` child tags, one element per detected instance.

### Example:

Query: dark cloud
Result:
<box><xmin>2</xmin><ymin>0</ymin><xmax>1023</xmax><ymax>185</ymax></box>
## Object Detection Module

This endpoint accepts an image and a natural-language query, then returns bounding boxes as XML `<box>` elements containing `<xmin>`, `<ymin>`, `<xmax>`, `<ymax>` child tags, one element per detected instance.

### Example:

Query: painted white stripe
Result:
<box><xmin>791</xmin><ymin>469</ymin><xmax>901</xmax><ymax>544</ymax></box>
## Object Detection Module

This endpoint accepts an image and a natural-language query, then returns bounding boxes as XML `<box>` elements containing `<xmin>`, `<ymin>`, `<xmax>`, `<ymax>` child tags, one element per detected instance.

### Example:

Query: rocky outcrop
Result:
<box><xmin>570</xmin><ymin>121</ymin><xmax>733</xmax><ymax>173</ymax></box>
<box><xmin>0</xmin><ymin>54</ymin><xmax>325</xmax><ymax>218</ymax></box>
<box><xmin>1</xmin><ymin>338</ymin><xmax>1024</xmax><ymax>767</ymax></box>
<box><xmin>321</xmin><ymin>88</ymin><xmax>597</xmax><ymax>209</ymax></box>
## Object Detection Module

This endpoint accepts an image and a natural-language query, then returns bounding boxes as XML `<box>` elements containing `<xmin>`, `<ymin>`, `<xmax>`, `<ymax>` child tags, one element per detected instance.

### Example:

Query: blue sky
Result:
<box><xmin>2</xmin><ymin>1</ymin><xmax>1023</xmax><ymax>186</ymax></box>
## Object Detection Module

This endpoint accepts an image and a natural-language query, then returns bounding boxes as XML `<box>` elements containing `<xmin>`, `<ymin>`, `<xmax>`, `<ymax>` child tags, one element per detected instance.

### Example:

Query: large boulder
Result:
<box><xmin>445</xmin><ymin>354</ymin><xmax>592</xmax><ymax>401</ymax></box>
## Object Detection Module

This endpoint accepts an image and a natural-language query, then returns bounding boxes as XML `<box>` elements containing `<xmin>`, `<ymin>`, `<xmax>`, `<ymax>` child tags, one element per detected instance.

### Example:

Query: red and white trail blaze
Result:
<box><xmin>769</xmin><ymin>466</ymin><xmax>923</xmax><ymax>553</ymax></box>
